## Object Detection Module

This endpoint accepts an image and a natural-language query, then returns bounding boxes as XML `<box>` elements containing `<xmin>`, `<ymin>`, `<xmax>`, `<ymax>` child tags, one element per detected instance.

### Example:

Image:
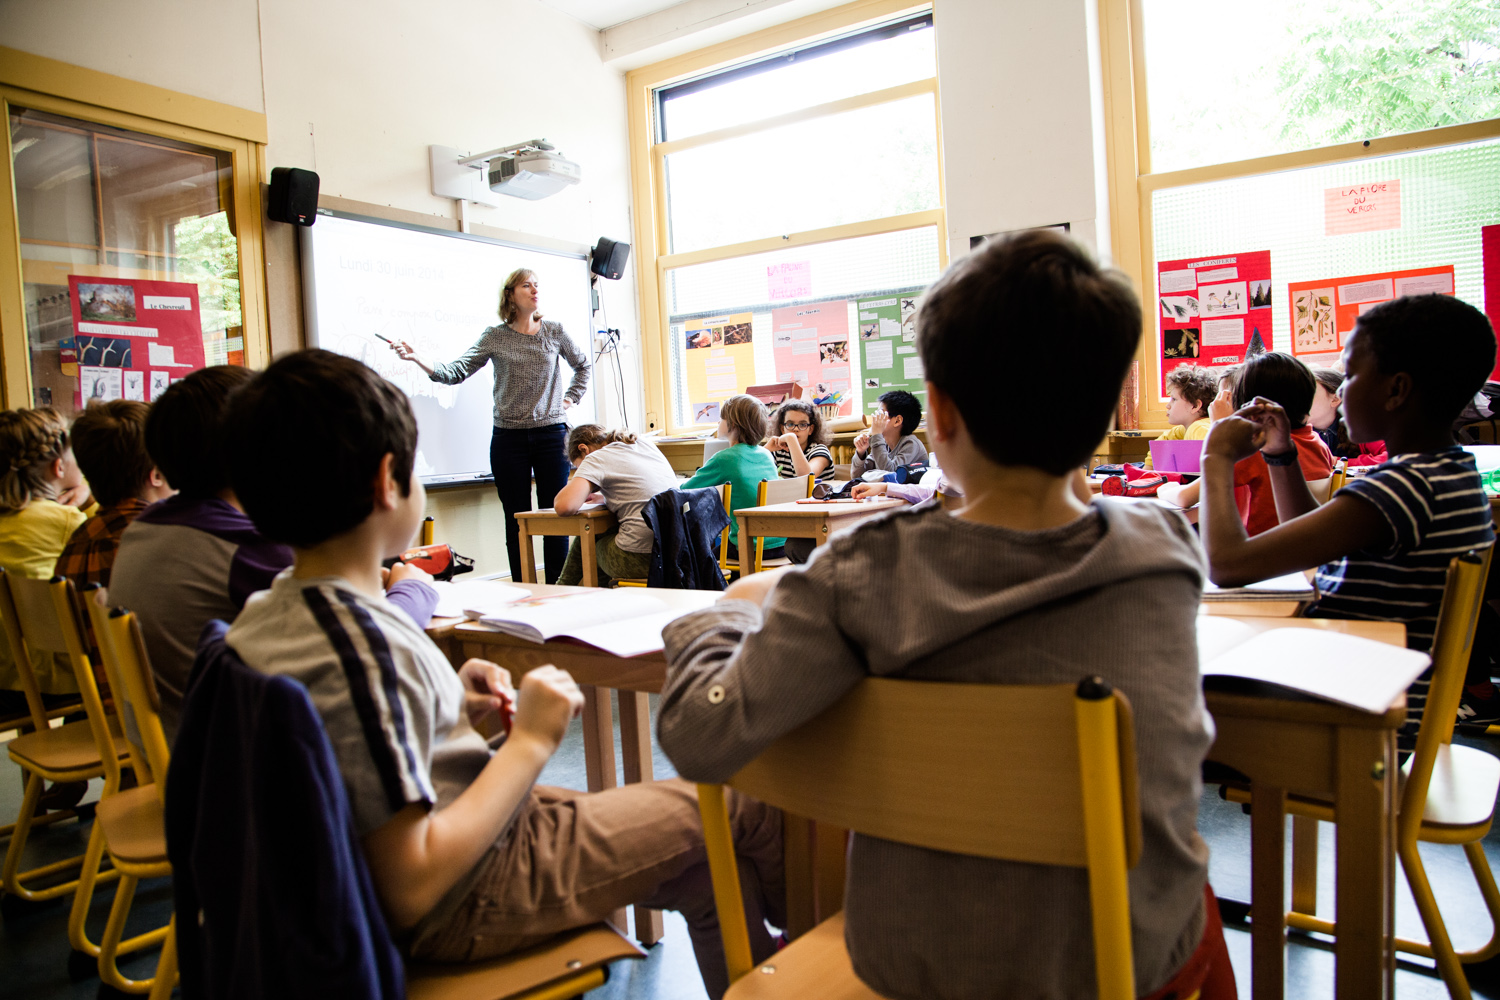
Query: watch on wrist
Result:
<box><xmin>1262</xmin><ymin>448</ymin><xmax>1299</xmax><ymax>466</ymax></box>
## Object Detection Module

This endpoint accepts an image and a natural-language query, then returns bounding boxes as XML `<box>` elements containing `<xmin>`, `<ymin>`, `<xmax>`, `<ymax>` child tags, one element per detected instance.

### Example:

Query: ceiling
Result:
<box><xmin>536</xmin><ymin>0</ymin><xmax>687</xmax><ymax>30</ymax></box>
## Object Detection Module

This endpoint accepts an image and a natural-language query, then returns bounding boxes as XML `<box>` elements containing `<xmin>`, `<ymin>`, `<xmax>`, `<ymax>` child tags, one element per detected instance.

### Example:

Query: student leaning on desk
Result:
<box><xmin>657</xmin><ymin>230</ymin><xmax>1235</xmax><ymax>1000</ymax></box>
<box><xmin>552</xmin><ymin>423</ymin><xmax>678</xmax><ymax>586</ymax></box>
<box><xmin>1200</xmin><ymin>294</ymin><xmax>1499</xmax><ymax>732</ymax></box>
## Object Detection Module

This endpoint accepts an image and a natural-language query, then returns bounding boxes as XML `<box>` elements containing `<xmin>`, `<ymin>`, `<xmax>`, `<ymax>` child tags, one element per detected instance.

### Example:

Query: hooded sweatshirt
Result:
<box><xmin>659</xmin><ymin>497</ymin><xmax>1213</xmax><ymax>1000</ymax></box>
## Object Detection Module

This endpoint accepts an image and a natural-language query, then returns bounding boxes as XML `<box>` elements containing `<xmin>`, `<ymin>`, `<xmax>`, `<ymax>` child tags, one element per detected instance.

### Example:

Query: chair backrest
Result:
<box><xmin>87</xmin><ymin>596</ymin><xmax>172</xmax><ymax>792</ymax></box>
<box><xmin>0</xmin><ymin>570</ymin><xmax>127</xmax><ymax>787</ymax></box>
<box><xmin>1327</xmin><ymin>460</ymin><xmax>1348</xmax><ymax>495</ymax></box>
<box><xmin>1403</xmin><ymin>547</ymin><xmax>1494</xmax><ymax>832</ymax></box>
<box><xmin>699</xmin><ymin>676</ymin><xmax>1142</xmax><ymax>997</ymax></box>
<box><xmin>1307</xmin><ymin>477</ymin><xmax>1333</xmax><ymax>504</ymax></box>
<box><xmin>756</xmin><ymin>475</ymin><xmax>813</xmax><ymax>507</ymax></box>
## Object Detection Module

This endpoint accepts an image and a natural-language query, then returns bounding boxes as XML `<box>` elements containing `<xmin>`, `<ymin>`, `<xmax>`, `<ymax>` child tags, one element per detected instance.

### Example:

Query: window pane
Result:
<box><xmin>1142</xmin><ymin>0</ymin><xmax>1500</xmax><ymax>173</ymax></box>
<box><xmin>659</xmin><ymin>16</ymin><xmax>935</xmax><ymax>142</ymax></box>
<box><xmin>9</xmin><ymin>109</ymin><xmax>245</xmax><ymax>414</ymax></box>
<box><xmin>665</xmin><ymin>226</ymin><xmax>941</xmax><ymax>426</ymax></box>
<box><xmin>1150</xmin><ymin>136</ymin><xmax>1500</xmax><ymax>382</ymax></box>
<box><xmin>665</xmin><ymin>94</ymin><xmax>938</xmax><ymax>254</ymax></box>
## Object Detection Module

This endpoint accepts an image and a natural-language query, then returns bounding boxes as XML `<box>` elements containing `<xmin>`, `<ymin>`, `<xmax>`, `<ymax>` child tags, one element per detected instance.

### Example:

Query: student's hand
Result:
<box><xmin>57</xmin><ymin>484</ymin><xmax>92</xmax><ymax>509</ymax></box>
<box><xmin>457</xmin><ymin>659</ymin><xmax>515</xmax><ymax>730</ymax></box>
<box><xmin>509</xmin><ymin>665</ymin><xmax>584</xmax><ymax>752</ymax></box>
<box><xmin>585</xmin><ymin>491</ymin><xmax>605</xmax><ymax>505</ymax></box>
<box><xmin>1237</xmin><ymin>397</ymin><xmax>1294</xmax><ymax>456</ymax></box>
<box><xmin>851</xmin><ymin>482</ymin><xmax>888</xmax><ymax>499</ymax></box>
<box><xmin>385</xmin><ymin>561</ymin><xmax>434</xmax><ymax>589</ymax></box>
<box><xmin>1204</xmin><ymin>414</ymin><xmax>1266</xmax><ymax>463</ymax></box>
<box><xmin>1208</xmin><ymin>388</ymin><xmax>1235</xmax><ymax>422</ymax></box>
<box><xmin>724</xmin><ymin>565</ymin><xmax>795</xmax><ymax>605</ymax></box>
<box><xmin>871</xmin><ymin>410</ymin><xmax>889</xmax><ymax>436</ymax></box>
<box><xmin>853</xmin><ymin>431</ymin><xmax>871</xmax><ymax>455</ymax></box>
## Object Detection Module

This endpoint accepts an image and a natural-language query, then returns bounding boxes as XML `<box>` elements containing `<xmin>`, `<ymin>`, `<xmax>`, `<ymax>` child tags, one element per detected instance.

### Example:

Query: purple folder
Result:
<box><xmin>1150</xmin><ymin>439</ymin><xmax>1204</xmax><ymax>473</ymax></box>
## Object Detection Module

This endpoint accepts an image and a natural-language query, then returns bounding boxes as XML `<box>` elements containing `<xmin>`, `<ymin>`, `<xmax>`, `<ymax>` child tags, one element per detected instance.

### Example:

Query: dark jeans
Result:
<box><xmin>491</xmin><ymin>424</ymin><xmax>571</xmax><ymax>584</ymax></box>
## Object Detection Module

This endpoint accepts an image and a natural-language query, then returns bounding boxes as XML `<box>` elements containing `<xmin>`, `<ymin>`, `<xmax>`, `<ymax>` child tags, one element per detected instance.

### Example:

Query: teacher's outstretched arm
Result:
<box><xmin>393</xmin><ymin>337</ymin><xmax>487</xmax><ymax>385</ymax></box>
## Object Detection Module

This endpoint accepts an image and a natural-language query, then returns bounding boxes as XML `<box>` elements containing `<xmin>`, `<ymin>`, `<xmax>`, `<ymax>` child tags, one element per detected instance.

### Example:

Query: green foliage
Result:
<box><xmin>1275</xmin><ymin>0</ymin><xmax>1500</xmax><ymax>147</ymax></box>
<box><xmin>172</xmin><ymin>211</ymin><xmax>241</xmax><ymax>334</ymax></box>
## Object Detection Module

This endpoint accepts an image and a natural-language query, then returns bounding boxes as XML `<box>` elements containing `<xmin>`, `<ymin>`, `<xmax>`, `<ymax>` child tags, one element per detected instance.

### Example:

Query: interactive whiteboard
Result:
<box><xmin>301</xmin><ymin>211</ymin><xmax>594</xmax><ymax>486</ymax></box>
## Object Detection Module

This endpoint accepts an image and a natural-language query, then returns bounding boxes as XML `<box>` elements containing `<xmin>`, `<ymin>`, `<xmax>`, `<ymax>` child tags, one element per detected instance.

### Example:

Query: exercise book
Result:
<box><xmin>476</xmin><ymin>589</ymin><xmax>720</xmax><ymax>657</ymax></box>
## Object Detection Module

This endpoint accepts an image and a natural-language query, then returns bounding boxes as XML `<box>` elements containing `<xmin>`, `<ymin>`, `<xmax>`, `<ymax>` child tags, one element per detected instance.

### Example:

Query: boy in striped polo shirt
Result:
<box><xmin>1200</xmin><ymin>294</ymin><xmax>1497</xmax><ymax>731</ymax></box>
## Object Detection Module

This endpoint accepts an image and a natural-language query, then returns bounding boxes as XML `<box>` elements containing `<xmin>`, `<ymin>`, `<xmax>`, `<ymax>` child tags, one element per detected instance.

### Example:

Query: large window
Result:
<box><xmin>627</xmin><ymin>2</ymin><xmax>945</xmax><ymax>431</ymax></box>
<box><xmin>1102</xmin><ymin>0</ymin><xmax>1500</xmax><ymax>425</ymax></box>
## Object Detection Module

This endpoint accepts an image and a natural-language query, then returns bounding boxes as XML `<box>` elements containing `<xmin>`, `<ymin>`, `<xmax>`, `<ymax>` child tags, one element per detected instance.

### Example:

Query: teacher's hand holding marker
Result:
<box><xmin>387</xmin><ymin>267</ymin><xmax>591</xmax><ymax>584</ymax></box>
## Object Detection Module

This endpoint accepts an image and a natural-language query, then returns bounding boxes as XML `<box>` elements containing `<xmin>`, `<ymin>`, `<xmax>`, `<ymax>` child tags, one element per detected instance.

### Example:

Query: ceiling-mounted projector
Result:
<box><xmin>488</xmin><ymin>149</ymin><xmax>581</xmax><ymax>200</ymax></box>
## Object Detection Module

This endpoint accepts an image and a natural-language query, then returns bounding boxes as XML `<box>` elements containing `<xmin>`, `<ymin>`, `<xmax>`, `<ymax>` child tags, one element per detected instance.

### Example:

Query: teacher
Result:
<box><xmin>391</xmin><ymin>268</ymin><xmax>590</xmax><ymax>584</ymax></box>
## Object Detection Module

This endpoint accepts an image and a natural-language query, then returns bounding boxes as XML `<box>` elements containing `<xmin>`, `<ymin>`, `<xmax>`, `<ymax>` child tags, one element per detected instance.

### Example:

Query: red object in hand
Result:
<box><xmin>1101</xmin><ymin>475</ymin><xmax>1165</xmax><ymax>497</ymax></box>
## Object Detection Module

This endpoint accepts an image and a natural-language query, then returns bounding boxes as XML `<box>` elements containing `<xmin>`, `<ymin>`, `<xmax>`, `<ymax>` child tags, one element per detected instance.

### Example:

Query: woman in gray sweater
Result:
<box><xmin>393</xmin><ymin>268</ymin><xmax>589</xmax><ymax>583</ymax></box>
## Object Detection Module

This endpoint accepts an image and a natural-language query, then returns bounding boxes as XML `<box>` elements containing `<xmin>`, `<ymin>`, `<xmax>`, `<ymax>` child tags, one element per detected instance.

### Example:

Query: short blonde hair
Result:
<box><xmin>719</xmin><ymin>394</ymin><xmax>769</xmax><ymax>445</ymax></box>
<box><xmin>498</xmin><ymin>268</ymin><xmax>542</xmax><ymax>325</ymax></box>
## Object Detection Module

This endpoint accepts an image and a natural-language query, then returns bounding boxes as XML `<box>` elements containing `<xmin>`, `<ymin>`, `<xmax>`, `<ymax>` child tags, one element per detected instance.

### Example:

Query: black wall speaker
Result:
<box><xmin>268</xmin><ymin>167</ymin><xmax>320</xmax><ymax>226</ymax></box>
<box><xmin>590</xmin><ymin>237</ymin><xmax>630</xmax><ymax>280</ymax></box>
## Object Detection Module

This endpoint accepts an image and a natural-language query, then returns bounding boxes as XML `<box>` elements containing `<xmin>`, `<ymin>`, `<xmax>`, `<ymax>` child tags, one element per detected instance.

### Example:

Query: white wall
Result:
<box><xmin>933</xmin><ymin>0</ymin><xmax>1102</xmax><ymax>261</ymax></box>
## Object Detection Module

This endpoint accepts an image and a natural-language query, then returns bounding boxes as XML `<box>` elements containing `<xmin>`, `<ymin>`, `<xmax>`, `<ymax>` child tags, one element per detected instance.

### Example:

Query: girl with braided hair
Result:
<box><xmin>0</xmin><ymin>407</ymin><xmax>94</xmax><ymax>701</ymax></box>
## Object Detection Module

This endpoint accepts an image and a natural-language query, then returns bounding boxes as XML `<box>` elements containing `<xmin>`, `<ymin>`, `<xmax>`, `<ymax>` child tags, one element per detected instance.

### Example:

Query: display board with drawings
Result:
<box><xmin>301</xmin><ymin>211</ymin><xmax>595</xmax><ymax>486</ymax></box>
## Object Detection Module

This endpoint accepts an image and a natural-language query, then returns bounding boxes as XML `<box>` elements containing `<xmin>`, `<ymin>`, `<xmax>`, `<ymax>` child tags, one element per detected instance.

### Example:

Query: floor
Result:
<box><xmin>4</xmin><ymin>697</ymin><xmax>1500</xmax><ymax>1000</ymax></box>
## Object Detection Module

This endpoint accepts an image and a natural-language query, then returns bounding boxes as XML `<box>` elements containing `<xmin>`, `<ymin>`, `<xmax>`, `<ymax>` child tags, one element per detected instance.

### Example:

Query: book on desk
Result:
<box><xmin>1201</xmin><ymin>570</ymin><xmax>1314</xmax><ymax>603</ymax></box>
<box><xmin>472</xmin><ymin>589</ymin><xmax>720</xmax><ymax>657</ymax></box>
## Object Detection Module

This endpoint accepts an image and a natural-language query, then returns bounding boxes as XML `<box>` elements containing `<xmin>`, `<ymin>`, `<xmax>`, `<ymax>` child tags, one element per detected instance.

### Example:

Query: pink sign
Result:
<box><xmin>767</xmin><ymin>261</ymin><xmax>812</xmax><ymax>300</ymax></box>
<box><xmin>1324</xmin><ymin>179</ymin><xmax>1401</xmax><ymax>236</ymax></box>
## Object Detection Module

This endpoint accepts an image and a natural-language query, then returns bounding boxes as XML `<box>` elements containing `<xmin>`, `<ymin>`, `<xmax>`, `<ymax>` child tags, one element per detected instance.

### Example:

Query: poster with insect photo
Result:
<box><xmin>1155</xmin><ymin>251</ymin><xmax>1272</xmax><ymax>396</ymax></box>
<box><xmin>1287</xmin><ymin>265</ymin><xmax>1455</xmax><ymax>367</ymax></box>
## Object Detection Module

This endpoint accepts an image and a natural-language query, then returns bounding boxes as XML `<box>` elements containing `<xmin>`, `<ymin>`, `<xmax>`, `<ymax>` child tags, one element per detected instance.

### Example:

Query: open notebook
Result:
<box><xmin>1197</xmin><ymin>617</ymin><xmax>1429</xmax><ymax>714</ymax></box>
<box><xmin>427</xmin><ymin>579</ymin><xmax>531</xmax><ymax>619</ymax></box>
<box><xmin>475</xmin><ymin>589</ymin><xmax>721</xmax><ymax>658</ymax></box>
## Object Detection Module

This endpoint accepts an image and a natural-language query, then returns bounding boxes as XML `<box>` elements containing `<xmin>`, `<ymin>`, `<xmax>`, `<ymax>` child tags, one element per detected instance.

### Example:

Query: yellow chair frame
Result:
<box><xmin>697</xmin><ymin>676</ymin><xmax>1143</xmax><ymax>1000</ymax></box>
<box><xmin>1276</xmin><ymin>549</ymin><xmax>1499</xmax><ymax>1000</ymax></box>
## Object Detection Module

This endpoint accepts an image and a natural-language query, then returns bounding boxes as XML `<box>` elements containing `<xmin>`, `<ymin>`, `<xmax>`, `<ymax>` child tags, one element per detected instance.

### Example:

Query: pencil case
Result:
<box><xmin>383</xmin><ymin>543</ymin><xmax>475</xmax><ymax>581</ymax></box>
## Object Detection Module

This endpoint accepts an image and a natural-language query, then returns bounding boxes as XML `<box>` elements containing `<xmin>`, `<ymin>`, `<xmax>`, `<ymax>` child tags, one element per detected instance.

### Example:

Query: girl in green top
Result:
<box><xmin>681</xmin><ymin>394</ymin><xmax>785</xmax><ymax>559</ymax></box>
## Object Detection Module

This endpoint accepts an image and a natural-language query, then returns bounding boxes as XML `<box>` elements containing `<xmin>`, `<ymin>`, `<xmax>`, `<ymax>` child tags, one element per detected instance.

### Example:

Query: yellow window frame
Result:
<box><xmin>1096</xmin><ymin>0</ymin><xmax>1500</xmax><ymax>430</ymax></box>
<box><xmin>625</xmin><ymin>0</ymin><xmax>947</xmax><ymax>434</ymax></box>
<box><xmin>0</xmin><ymin>45</ymin><xmax>270</xmax><ymax>409</ymax></box>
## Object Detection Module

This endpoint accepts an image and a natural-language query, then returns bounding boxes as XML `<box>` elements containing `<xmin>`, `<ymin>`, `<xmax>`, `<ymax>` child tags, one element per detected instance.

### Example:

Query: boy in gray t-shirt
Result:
<box><xmin>222</xmin><ymin>351</ymin><xmax>782</xmax><ymax>1000</ymax></box>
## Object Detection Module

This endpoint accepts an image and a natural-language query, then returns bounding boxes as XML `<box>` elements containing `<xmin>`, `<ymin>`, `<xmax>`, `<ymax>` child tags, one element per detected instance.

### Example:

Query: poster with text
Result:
<box><xmin>1287</xmin><ymin>264</ymin><xmax>1455</xmax><ymax>368</ymax></box>
<box><xmin>1484</xmin><ymin>226</ymin><xmax>1500</xmax><ymax>381</ymax></box>
<box><xmin>856</xmin><ymin>290</ymin><xmax>926</xmax><ymax>419</ymax></box>
<box><xmin>771</xmin><ymin>299</ymin><xmax>852</xmax><ymax>416</ymax></box>
<box><xmin>1156</xmin><ymin>251</ymin><xmax>1272</xmax><ymax>395</ymax></box>
<box><xmin>683</xmin><ymin>312</ymin><xmax>755</xmax><ymax>424</ymax></box>
<box><xmin>68</xmin><ymin>276</ymin><xmax>206</xmax><ymax>409</ymax></box>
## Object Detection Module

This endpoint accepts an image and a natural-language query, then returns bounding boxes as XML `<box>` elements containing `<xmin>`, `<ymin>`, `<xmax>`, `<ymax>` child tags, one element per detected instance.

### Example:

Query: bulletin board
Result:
<box><xmin>1287</xmin><ymin>264</ymin><xmax>1455</xmax><ymax>367</ymax></box>
<box><xmin>65</xmin><ymin>276</ymin><xmax>206</xmax><ymax>407</ymax></box>
<box><xmin>1156</xmin><ymin>250</ymin><xmax>1272</xmax><ymax>394</ymax></box>
<box><xmin>683</xmin><ymin>313</ymin><xmax>754</xmax><ymax>424</ymax></box>
<box><xmin>856</xmin><ymin>290</ymin><xmax>926</xmax><ymax>417</ymax></box>
<box><xmin>771</xmin><ymin>300</ymin><xmax>852</xmax><ymax>415</ymax></box>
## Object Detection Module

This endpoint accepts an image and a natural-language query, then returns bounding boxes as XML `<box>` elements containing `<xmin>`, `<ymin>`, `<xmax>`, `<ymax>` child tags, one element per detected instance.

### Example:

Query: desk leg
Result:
<box><xmin>1334</xmin><ymin>727</ymin><xmax>1395</xmax><ymax>1000</ymax></box>
<box><xmin>1250</xmin><ymin>782</ymin><xmax>1287</xmax><ymax>1000</ymax></box>
<box><xmin>580</xmin><ymin>686</ymin><xmax>626</xmax><ymax>933</ymax></box>
<box><xmin>519</xmin><ymin>528</ymin><xmax>537</xmax><ymax>584</ymax></box>
<box><xmin>737</xmin><ymin>515</ymin><xmax>754</xmax><ymax>578</ymax></box>
<box><xmin>618</xmin><ymin>692</ymin><xmax>663</xmax><ymax>947</ymax></box>
<box><xmin>581</xmin><ymin>521</ymin><xmax>599</xmax><ymax>588</ymax></box>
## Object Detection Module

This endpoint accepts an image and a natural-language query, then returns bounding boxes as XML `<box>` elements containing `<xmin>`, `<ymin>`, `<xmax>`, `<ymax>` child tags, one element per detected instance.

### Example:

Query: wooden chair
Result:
<box><xmin>0</xmin><ymin>569</ymin><xmax>131</xmax><ymax>911</ymax></box>
<box><xmin>748</xmin><ymin>475</ymin><xmax>813</xmax><ymax>573</ymax></box>
<box><xmin>86</xmin><ymin>594</ymin><xmax>177</xmax><ymax>996</ymax></box>
<box><xmin>697</xmin><ymin>676</ymin><xmax>1142</xmax><ymax>1000</ymax></box>
<box><xmin>618</xmin><ymin>483</ymin><xmax>733</xmax><ymax>588</ymax></box>
<box><xmin>1277</xmin><ymin>549</ymin><xmax>1499</xmax><ymax>1000</ymax></box>
<box><xmin>0</xmin><ymin>661</ymin><xmax>83</xmax><ymax>841</ymax></box>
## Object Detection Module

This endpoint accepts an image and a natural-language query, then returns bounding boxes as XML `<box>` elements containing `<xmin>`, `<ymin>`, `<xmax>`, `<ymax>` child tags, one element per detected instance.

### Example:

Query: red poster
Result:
<box><xmin>1484</xmin><ymin>226</ymin><xmax>1500</xmax><ymax>381</ymax></box>
<box><xmin>770</xmin><ymin>300</ymin><xmax>853</xmax><ymax>416</ymax></box>
<box><xmin>1156</xmin><ymin>250</ymin><xmax>1272</xmax><ymax>395</ymax></box>
<box><xmin>68</xmin><ymin>276</ymin><xmax>207</xmax><ymax>407</ymax></box>
<box><xmin>1286</xmin><ymin>265</ymin><xmax>1455</xmax><ymax>367</ymax></box>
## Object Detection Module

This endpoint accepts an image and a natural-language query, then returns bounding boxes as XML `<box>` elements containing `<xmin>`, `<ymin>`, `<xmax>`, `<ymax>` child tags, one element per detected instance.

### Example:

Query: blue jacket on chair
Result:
<box><xmin>642</xmin><ymin>486</ymin><xmax>731</xmax><ymax>591</ymax></box>
<box><xmin>166</xmin><ymin>619</ymin><xmax>405</xmax><ymax>1000</ymax></box>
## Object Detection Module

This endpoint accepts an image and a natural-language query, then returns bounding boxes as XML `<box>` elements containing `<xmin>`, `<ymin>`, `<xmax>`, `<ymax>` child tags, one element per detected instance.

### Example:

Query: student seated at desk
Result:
<box><xmin>681</xmin><ymin>393</ymin><xmax>785</xmax><ymax>562</ymax></box>
<box><xmin>658</xmin><ymin>231</ymin><xmax>1231</xmax><ymax>1000</ymax></box>
<box><xmin>1201</xmin><ymin>295</ymin><xmax>1498</xmax><ymax>730</ymax></box>
<box><xmin>851</xmin><ymin>389</ymin><xmax>927</xmax><ymax>478</ymax></box>
<box><xmin>765</xmin><ymin>399</ymin><xmax>835</xmax><ymax>483</ymax></box>
<box><xmin>1145</xmin><ymin>365</ymin><xmax>1217</xmax><ymax>469</ymax></box>
<box><xmin>223</xmin><ymin>350</ymin><xmax>784</xmax><ymax>1000</ymax></box>
<box><xmin>1159</xmin><ymin>352</ymin><xmax>1333</xmax><ymax>532</ymax></box>
<box><xmin>553</xmin><ymin>424</ymin><xmax>677</xmax><ymax>586</ymax></box>
<box><xmin>1310</xmin><ymin>367</ymin><xmax>1388</xmax><ymax>467</ymax></box>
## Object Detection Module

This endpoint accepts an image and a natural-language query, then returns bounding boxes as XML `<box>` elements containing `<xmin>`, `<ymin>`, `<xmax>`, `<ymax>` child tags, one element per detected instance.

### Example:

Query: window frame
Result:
<box><xmin>625</xmin><ymin>0</ymin><xmax>946</xmax><ymax>433</ymax></box>
<box><xmin>1098</xmin><ymin>0</ymin><xmax>1500</xmax><ymax>429</ymax></box>
<box><xmin>0</xmin><ymin>45</ymin><xmax>270</xmax><ymax>410</ymax></box>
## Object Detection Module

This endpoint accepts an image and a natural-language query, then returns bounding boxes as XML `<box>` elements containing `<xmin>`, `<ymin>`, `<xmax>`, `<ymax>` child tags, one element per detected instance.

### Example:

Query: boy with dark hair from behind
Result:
<box><xmin>221</xmin><ymin>350</ymin><xmax>782</xmax><ymax>1000</ymax></box>
<box><xmin>1202</xmin><ymin>294</ymin><xmax>1498</xmax><ymax>728</ymax></box>
<box><xmin>54</xmin><ymin>400</ymin><xmax>173</xmax><ymax>588</ymax></box>
<box><xmin>851</xmin><ymin>388</ymin><xmax>928</xmax><ymax>476</ymax></box>
<box><xmin>657</xmin><ymin>231</ymin><xmax>1234</xmax><ymax>1000</ymax></box>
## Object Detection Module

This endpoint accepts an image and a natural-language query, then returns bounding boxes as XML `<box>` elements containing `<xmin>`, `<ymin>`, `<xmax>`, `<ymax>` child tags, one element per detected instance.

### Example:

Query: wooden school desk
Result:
<box><xmin>512</xmin><ymin>507</ymin><xmax>618</xmax><ymax>587</ymax></box>
<box><xmin>733</xmin><ymin>497</ymin><xmax>906</xmax><ymax>578</ymax></box>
